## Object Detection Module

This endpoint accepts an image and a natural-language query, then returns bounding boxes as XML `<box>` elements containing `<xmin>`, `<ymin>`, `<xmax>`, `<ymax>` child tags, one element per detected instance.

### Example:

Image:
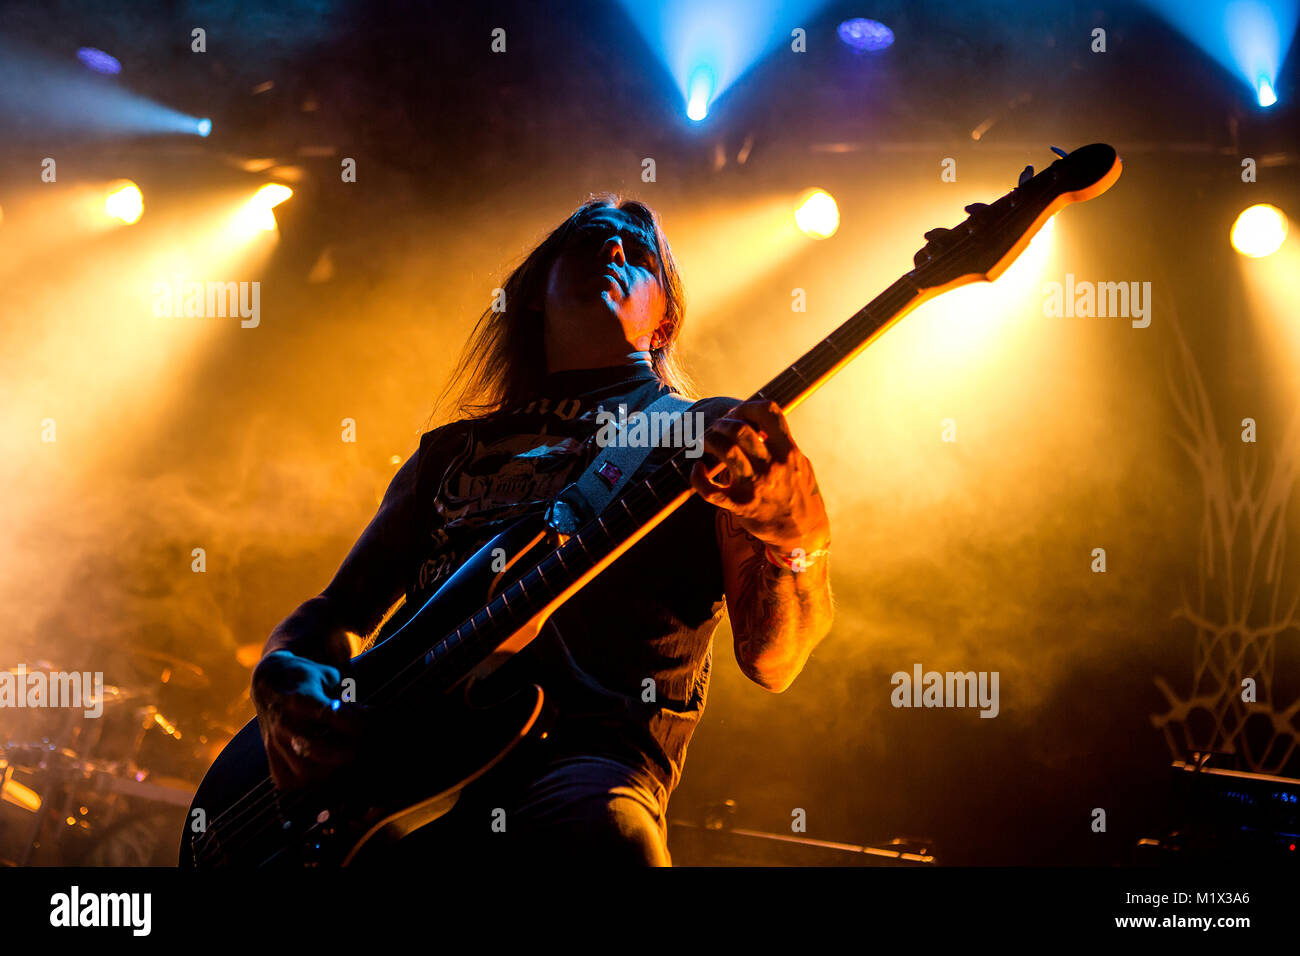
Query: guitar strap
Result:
<box><xmin>544</xmin><ymin>389</ymin><xmax>697</xmax><ymax>535</ymax></box>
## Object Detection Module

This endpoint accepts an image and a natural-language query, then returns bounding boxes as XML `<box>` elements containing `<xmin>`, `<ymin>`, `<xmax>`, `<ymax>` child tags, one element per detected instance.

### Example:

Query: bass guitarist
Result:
<box><xmin>250</xmin><ymin>196</ymin><xmax>835</xmax><ymax>866</ymax></box>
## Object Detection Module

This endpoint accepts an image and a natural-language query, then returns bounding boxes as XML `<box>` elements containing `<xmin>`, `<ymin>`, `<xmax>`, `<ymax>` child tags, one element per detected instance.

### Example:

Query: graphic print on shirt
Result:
<box><xmin>413</xmin><ymin>391</ymin><xmax>636</xmax><ymax>598</ymax></box>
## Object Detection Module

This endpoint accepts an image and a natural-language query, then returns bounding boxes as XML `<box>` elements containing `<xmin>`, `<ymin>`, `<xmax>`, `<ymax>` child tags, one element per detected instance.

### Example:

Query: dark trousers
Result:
<box><xmin>391</xmin><ymin>742</ymin><xmax>673</xmax><ymax>867</ymax></box>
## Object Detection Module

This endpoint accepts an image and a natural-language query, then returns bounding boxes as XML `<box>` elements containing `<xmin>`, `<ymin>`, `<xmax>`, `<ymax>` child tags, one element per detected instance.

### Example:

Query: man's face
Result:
<box><xmin>541</xmin><ymin>207</ymin><xmax>669</xmax><ymax>372</ymax></box>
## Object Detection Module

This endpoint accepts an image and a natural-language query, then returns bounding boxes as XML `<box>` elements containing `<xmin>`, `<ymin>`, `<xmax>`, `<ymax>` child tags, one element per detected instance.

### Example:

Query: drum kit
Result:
<box><xmin>0</xmin><ymin>643</ymin><xmax>247</xmax><ymax>866</ymax></box>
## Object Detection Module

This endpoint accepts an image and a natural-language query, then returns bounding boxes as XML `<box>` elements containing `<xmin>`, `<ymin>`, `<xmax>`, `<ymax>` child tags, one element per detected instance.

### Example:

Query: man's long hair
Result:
<box><xmin>433</xmin><ymin>195</ymin><xmax>697</xmax><ymax>423</ymax></box>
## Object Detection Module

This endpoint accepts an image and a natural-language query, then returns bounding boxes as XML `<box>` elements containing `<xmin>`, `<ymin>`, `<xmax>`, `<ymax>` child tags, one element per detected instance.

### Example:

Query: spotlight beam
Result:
<box><xmin>615</xmin><ymin>0</ymin><xmax>835</xmax><ymax>122</ymax></box>
<box><xmin>0</xmin><ymin>43</ymin><xmax>210</xmax><ymax>136</ymax></box>
<box><xmin>1138</xmin><ymin>0</ymin><xmax>1298</xmax><ymax>108</ymax></box>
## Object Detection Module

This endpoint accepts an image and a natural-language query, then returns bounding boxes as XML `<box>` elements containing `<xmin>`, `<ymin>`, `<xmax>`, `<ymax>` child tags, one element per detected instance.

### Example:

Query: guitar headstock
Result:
<box><xmin>911</xmin><ymin>143</ymin><xmax>1122</xmax><ymax>292</ymax></box>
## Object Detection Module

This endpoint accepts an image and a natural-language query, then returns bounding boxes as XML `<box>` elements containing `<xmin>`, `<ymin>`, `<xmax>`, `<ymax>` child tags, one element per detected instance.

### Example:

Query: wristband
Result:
<box><xmin>763</xmin><ymin>542</ymin><xmax>830</xmax><ymax>572</ymax></box>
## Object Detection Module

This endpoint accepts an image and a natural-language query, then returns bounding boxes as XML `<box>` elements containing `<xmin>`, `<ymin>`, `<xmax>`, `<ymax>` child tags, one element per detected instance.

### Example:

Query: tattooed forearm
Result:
<box><xmin>720</xmin><ymin>510</ymin><xmax>834</xmax><ymax>692</ymax></box>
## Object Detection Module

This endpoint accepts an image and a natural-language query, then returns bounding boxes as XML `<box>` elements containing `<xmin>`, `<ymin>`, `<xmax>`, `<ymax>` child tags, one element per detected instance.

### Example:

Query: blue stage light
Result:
<box><xmin>837</xmin><ymin>18</ymin><xmax>894</xmax><ymax>52</ymax></box>
<box><xmin>687</xmin><ymin>66</ymin><xmax>713</xmax><ymax>121</ymax></box>
<box><xmin>197</xmin><ymin>118</ymin><xmax>212</xmax><ymax>137</ymax></box>
<box><xmin>76</xmin><ymin>47</ymin><xmax>121</xmax><ymax>75</ymax></box>
<box><xmin>0</xmin><ymin>46</ymin><xmax>214</xmax><ymax>137</ymax></box>
<box><xmin>616</xmin><ymin>0</ymin><xmax>834</xmax><ymax>125</ymax></box>
<box><xmin>1140</xmin><ymin>0</ymin><xmax>1296</xmax><ymax>109</ymax></box>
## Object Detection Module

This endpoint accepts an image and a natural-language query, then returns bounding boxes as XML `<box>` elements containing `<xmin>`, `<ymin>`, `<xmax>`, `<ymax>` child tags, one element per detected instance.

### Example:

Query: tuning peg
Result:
<box><xmin>1050</xmin><ymin>145</ymin><xmax>1068</xmax><ymax>158</ymax></box>
<box><xmin>963</xmin><ymin>202</ymin><xmax>990</xmax><ymax>215</ymax></box>
<box><xmin>1018</xmin><ymin>164</ymin><xmax>1034</xmax><ymax>185</ymax></box>
<box><xmin>923</xmin><ymin>227</ymin><xmax>955</xmax><ymax>243</ymax></box>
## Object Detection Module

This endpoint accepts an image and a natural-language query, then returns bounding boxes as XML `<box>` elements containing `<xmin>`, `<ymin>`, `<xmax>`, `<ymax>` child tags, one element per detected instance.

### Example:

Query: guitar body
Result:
<box><xmin>181</xmin><ymin>682</ymin><xmax>546</xmax><ymax>867</ymax></box>
<box><xmin>182</xmin><ymin>513</ymin><xmax>559</xmax><ymax>867</ymax></box>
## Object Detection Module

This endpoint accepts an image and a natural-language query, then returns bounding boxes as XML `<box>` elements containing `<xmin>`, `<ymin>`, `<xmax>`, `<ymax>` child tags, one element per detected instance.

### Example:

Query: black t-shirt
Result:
<box><xmin>403</xmin><ymin>363</ymin><xmax>743</xmax><ymax>794</ymax></box>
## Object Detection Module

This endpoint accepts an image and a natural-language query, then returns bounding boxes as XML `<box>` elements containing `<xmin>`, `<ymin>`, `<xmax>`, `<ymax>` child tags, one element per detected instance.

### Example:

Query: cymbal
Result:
<box><xmin>69</xmin><ymin>637</ymin><xmax>211</xmax><ymax>690</ymax></box>
<box><xmin>0</xmin><ymin>666</ymin><xmax>146</xmax><ymax>707</ymax></box>
<box><xmin>118</xmin><ymin>648</ymin><xmax>209</xmax><ymax>689</ymax></box>
<box><xmin>83</xmin><ymin>683</ymin><xmax>146</xmax><ymax>707</ymax></box>
<box><xmin>2</xmin><ymin>659</ymin><xmax>65</xmax><ymax>675</ymax></box>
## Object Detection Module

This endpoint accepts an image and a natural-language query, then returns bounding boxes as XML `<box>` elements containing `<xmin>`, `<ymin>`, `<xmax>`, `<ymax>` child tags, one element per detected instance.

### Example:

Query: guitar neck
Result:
<box><xmin>751</xmin><ymin>273</ymin><xmax>923</xmax><ymax>413</ymax></box>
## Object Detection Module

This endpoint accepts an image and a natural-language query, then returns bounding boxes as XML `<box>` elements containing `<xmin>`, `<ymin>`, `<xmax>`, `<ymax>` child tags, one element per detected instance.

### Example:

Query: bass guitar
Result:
<box><xmin>182</xmin><ymin>143</ymin><xmax>1122</xmax><ymax>867</ymax></box>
